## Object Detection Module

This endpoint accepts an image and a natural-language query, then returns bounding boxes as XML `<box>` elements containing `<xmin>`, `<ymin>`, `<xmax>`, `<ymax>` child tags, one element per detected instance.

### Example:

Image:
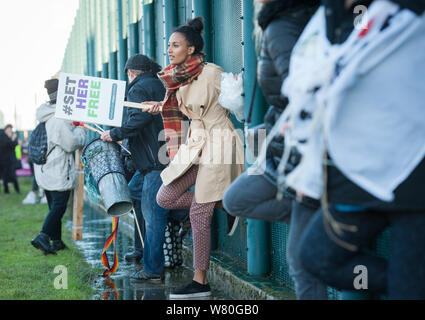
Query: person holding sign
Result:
<box><xmin>147</xmin><ymin>17</ymin><xmax>245</xmax><ymax>299</ymax></box>
<box><xmin>31</xmin><ymin>79</ymin><xmax>86</xmax><ymax>254</ymax></box>
<box><xmin>101</xmin><ymin>54</ymin><xmax>187</xmax><ymax>280</ymax></box>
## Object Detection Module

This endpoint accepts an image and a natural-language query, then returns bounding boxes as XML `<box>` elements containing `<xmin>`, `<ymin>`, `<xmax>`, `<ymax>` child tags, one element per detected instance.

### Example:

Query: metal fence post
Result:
<box><xmin>87</xmin><ymin>0</ymin><xmax>96</xmax><ymax>76</ymax></box>
<box><xmin>127</xmin><ymin>0</ymin><xmax>139</xmax><ymax>57</ymax></box>
<box><xmin>142</xmin><ymin>0</ymin><xmax>156</xmax><ymax>60</ymax></box>
<box><xmin>242</xmin><ymin>0</ymin><xmax>270</xmax><ymax>276</ymax></box>
<box><xmin>108</xmin><ymin>0</ymin><xmax>118</xmax><ymax>79</ymax></box>
<box><xmin>164</xmin><ymin>0</ymin><xmax>178</xmax><ymax>66</ymax></box>
<box><xmin>101</xmin><ymin>0</ymin><xmax>109</xmax><ymax>78</ymax></box>
<box><xmin>94</xmin><ymin>0</ymin><xmax>102</xmax><ymax>77</ymax></box>
<box><xmin>193</xmin><ymin>0</ymin><xmax>211</xmax><ymax>62</ymax></box>
<box><xmin>117</xmin><ymin>0</ymin><xmax>128</xmax><ymax>80</ymax></box>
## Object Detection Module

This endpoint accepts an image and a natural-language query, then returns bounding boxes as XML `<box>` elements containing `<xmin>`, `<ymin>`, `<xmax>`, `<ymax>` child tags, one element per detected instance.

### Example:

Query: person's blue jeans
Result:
<box><xmin>41</xmin><ymin>190</ymin><xmax>71</xmax><ymax>240</ymax></box>
<box><xmin>141</xmin><ymin>170</ymin><xmax>188</xmax><ymax>276</ymax></box>
<box><xmin>128</xmin><ymin>170</ymin><xmax>145</xmax><ymax>252</ymax></box>
<box><xmin>287</xmin><ymin>201</ymin><xmax>329</xmax><ymax>300</ymax></box>
<box><xmin>298</xmin><ymin>207</ymin><xmax>425</xmax><ymax>299</ymax></box>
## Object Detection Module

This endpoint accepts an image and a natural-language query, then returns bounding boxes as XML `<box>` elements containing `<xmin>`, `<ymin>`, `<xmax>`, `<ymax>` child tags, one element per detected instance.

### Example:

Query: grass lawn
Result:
<box><xmin>0</xmin><ymin>176</ymin><xmax>100</xmax><ymax>300</ymax></box>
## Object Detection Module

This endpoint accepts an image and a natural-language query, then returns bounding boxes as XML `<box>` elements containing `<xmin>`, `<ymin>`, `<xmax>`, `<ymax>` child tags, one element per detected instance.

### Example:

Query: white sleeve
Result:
<box><xmin>51</xmin><ymin>120</ymin><xmax>86</xmax><ymax>153</ymax></box>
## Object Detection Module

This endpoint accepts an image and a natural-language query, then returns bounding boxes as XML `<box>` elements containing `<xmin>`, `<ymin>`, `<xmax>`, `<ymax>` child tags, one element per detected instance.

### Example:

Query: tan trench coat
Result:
<box><xmin>160</xmin><ymin>63</ymin><xmax>245</xmax><ymax>203</ymax></box>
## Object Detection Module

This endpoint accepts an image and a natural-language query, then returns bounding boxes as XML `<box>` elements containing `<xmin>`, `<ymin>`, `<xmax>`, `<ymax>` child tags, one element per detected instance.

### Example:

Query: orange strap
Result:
<box><xmin>101</xmin><ymin>217</ymin><xmax>119</xmax><ymax>277</ymax></box>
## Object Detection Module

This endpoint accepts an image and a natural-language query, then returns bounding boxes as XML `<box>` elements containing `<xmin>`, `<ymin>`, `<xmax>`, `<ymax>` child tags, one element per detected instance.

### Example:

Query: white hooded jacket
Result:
<box><xmin>282</xmin><ymin>1</ymin><xmax>425</xmax><ymax>202</ymax></box>
<box><xmin>34</xmin><ymin>103</ymin><xmax>86</xmax><ymax>191</ymax></box>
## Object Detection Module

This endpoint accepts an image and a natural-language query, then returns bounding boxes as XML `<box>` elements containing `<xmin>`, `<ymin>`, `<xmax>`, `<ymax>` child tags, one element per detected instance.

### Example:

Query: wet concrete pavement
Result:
<box><xmin>67</xmin><ymin>203</ymin><xmax>232</xmax><ymax>300</ymax></box>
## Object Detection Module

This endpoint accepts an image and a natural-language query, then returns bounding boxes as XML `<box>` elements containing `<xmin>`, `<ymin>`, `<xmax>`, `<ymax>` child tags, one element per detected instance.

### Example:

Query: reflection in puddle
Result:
<box><xmin>102</xmin><ymin>278</ymin><xmax>119</xmax><ymax>300</ymax></box>
<box><xmin>67</xmin><ymin>203</ymin><xmax>231</xmax><ymax>300</ymax></box>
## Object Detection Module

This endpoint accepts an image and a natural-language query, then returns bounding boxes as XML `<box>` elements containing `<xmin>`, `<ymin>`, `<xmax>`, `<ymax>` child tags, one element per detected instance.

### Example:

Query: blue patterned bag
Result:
<box><xmin>28</xmin><ymin>122</ymin><xmax>55</xmax><ymax>165</ymax></box>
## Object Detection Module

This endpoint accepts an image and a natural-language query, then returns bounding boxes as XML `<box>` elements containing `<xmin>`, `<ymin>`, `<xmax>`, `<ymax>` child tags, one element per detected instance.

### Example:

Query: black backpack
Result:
<box><xmin>28</xmin><ymin>122</ymin><xmax>55</xmax><ymax>165</ymax></box>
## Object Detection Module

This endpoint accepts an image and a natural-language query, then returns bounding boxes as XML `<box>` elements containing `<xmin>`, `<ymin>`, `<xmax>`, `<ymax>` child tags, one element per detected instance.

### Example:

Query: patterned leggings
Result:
<box><xmin>156</xmin><ymin>165</ymin><xmax>216</xmax><ymax>270</ymax></box>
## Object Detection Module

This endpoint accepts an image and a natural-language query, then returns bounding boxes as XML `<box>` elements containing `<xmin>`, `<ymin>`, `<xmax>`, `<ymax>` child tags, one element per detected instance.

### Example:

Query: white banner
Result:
<box><xmin>55</xmin><ymin>73</ymin><xmax>126</xmax><ymax>127</ymax></box>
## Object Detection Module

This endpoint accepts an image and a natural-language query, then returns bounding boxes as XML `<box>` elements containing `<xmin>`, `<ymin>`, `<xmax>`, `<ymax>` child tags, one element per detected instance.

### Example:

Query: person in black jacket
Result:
<box><xmin>101</xmin><ymin>54</ymin><xmax>187</xmax><ymax>280</ymax></box>
<box><xmin>225</xmin><ymin>0</ymin><xmax>319</xmax><ymax>215</ymax></box>
<box><xmin>223</xmin><ymin>0</ymin><xmax>326</xmax><ymax>299</ymax></box>
<box><xmin>0</xmin><ymin>124</ymin><xmax>20</xmax><ymax>194</ymax></box>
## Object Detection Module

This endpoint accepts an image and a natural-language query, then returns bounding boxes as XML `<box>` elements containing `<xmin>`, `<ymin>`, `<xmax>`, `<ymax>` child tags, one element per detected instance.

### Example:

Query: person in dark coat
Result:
<box><xmin>0</xmin><ymin>124</ymin><xmax>20</xmax><ymax>194</ymax></box>
<box><xmin>225</xmin><ymin>0</ymin><xmax>320</xmax><ymax>216</ymax></box>
<box><xmin>296</xmin><ymin>0</ymin><xmax>425</xmax><ymax>300</ymax></box>
<box><xmin>101</xmin><ymin>54</ymin><xmax>187</xmax><ymax>279</ymax></box>
<box><xmin>256</xmin><ymin>0</ymin><xmax>322</xmax><ymax>189</ymax></box>
<box><xmin>223</xmin><ymin>0</ymin><xmax>327</xmax><ymax>299</ymax></box>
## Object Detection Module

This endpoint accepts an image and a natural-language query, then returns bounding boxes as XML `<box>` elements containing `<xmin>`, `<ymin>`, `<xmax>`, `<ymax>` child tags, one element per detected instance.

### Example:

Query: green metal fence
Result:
<box><xmin>61</xmin><ymin>0</ymin><xmax>392</xmax><ymax>299</ymax></box>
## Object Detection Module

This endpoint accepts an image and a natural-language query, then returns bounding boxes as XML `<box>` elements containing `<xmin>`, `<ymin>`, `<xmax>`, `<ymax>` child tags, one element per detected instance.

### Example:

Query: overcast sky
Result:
<box><xmin>0</xmin><ymin>0</ymin><xmax>79</xmax><ymax>130</ymax></box>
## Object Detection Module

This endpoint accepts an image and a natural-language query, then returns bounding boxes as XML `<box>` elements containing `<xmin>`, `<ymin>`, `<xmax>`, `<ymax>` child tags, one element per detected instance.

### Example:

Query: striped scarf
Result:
<box><xmin>158</xmin><ymin>53</ymin><xmax>206</xmax><ymax>160</ymax></box>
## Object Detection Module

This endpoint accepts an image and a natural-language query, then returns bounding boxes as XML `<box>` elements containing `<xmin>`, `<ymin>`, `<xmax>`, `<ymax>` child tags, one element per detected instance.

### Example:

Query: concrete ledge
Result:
<box><xmin>182</xmin><ymin>243</ymin><xmax>295</xmax><ymax>300</ymax></box>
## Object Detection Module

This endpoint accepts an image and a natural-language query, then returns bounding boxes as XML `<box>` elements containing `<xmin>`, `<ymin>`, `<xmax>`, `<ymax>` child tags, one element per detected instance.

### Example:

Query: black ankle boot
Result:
<box><xmin>31</xmin><ymin>233</ymin><xmax>56</xmax><ymax>255</ymax></box>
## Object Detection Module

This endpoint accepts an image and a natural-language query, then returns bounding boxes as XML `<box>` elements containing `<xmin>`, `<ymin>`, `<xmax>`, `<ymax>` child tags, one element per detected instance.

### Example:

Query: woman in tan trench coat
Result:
<box><xmin>147</xmin><ymin>17</ymin><xmax>244</xmax><ymax>299</ymax></box>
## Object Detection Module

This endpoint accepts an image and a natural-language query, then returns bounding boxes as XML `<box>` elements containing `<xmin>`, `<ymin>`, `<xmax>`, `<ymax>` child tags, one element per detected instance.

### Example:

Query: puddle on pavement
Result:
<box><xmin>67</xmin><ymin>203</ymin><xmax>232</xmax><ymax>300</ymax></box>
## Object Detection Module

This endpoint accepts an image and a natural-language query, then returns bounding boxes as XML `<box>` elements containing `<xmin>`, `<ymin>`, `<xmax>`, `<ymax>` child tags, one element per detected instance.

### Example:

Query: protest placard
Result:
<box><xmin>55</xmin><ymin>73</ymin><xmax>126</xmax><ymax>127</ymax></box>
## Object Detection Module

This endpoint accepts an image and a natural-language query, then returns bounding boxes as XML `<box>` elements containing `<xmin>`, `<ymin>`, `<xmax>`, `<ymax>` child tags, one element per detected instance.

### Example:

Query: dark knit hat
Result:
<box><xmin>44</xmin><ymin>79</ymin><xmax>59</xmax><ymax>103</ymax></box>
<box><xmin>124</xmin><ymin>54</ymin><xmax>162</xmax><ymax>74</ymax></box>
<box><xmin>44</xmin><ymin>79</ymin><xmax>59</xmax><ymax>94</ymax></box>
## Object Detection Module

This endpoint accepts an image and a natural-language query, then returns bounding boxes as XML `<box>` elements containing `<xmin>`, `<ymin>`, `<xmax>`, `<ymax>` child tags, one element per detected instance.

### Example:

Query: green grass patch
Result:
<box><xmin>0</xmin><ymin>177</ymin><xmax>100</xmax><ymax>300</ymax></box>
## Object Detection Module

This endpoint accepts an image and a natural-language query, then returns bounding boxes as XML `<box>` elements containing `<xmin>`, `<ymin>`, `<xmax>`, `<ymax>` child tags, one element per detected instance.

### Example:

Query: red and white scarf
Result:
<box><xmin>158</xmin><ymin>53</ymin><xmax>206</xmax><ymax>160</ymax></box>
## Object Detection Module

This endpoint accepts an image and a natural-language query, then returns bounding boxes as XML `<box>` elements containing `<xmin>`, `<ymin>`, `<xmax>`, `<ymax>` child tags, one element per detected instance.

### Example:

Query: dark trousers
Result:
<box><xmin>41</xmin><ymin>190</ymin><xmax>71</xmax><ymax>241</ymax></box>
<box><xmin>222</xmin><ymin>170</ymin><xmax>292</xmax><ymax>223</ymax></box>
<box><xmin>222</xmin><ymin>170</ymin><xmax>327</xmax><ymax>299</ymax></box>
<box><xmin>1</xmin><ymin>165</ymin><xmax>20</xmax><ymax>193</ymax></box>
<box><xmin>298</xmin><ymin>207</ymin><xmax>425</xmax><ymax>299</ymax></box>
<box><xmin>287</xmin><ymin>201</ymin><xmax>329</xmax><ymax>299</ymax></box>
